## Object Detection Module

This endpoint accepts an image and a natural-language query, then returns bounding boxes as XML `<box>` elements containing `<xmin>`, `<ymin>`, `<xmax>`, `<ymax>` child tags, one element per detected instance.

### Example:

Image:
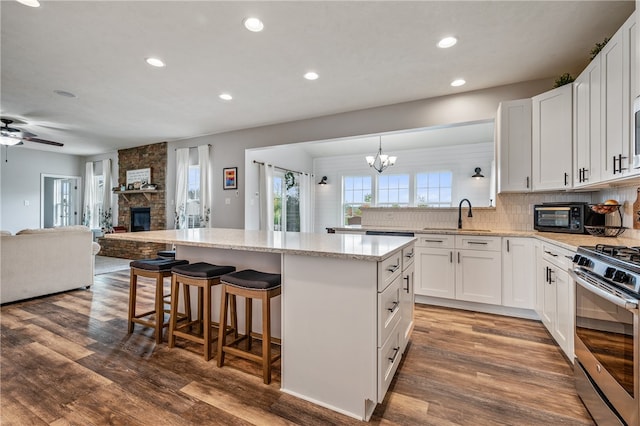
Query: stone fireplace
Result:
<box><xmin>98</xmin><ymin>142</ymin><xmax>169</xmax><ymax>259</ymax></box>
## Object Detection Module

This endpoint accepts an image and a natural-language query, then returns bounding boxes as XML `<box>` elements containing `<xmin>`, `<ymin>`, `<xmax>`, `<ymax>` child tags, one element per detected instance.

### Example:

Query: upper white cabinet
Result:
<box><xmin>573</xmin><ymin>58</ymin><xmax>602</xmax><ymax>187</ymax></box>
<box><xmin>601</xmin><ymin>12</ymin><xmax>636</xmax><ymax>179</ymax></box>
<box><xmin>496</xmin><ymin>99</ymin><xmax>532</xmax><ymax>193</ymax></box>
<box><xmin>532</xmin><ymin>84</ymin><xmax>574</xmax><ymax>191</ymax></box>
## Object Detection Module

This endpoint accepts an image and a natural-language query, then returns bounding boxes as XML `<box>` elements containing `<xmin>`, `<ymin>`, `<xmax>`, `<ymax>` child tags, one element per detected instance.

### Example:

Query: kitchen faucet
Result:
<box><xmin>458</xmin><ymin>198</ymin><xmax>473</xmax><ymax>229</ymax></box>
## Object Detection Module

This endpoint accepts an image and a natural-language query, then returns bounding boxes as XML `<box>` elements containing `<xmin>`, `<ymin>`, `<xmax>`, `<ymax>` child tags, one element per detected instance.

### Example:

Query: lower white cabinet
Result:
<box><xmin>536</xmin><ymin>242</ymin><xmax>575</xmax><ymax>361</ymax></box>
<box><xmin>399</xmin><ymin>260</ymin><xmax>415</xmax><ymax>352</ymax></box>
<box><xmin>415</xmin><ymin>234</ymin><xmax>502</xmax><ymax>305</ymax></box>
<box><xmin>502</xmin><ymin>237</ymin><xmax>535</xmax><ymax>309</ymax></box>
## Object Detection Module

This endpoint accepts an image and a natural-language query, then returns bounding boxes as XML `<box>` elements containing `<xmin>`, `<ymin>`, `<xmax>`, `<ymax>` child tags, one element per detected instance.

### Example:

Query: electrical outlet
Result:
<box><xmin>225</xmin><ymin>198</ymin><xmax>231</xmax><ymax>205</ymax></box>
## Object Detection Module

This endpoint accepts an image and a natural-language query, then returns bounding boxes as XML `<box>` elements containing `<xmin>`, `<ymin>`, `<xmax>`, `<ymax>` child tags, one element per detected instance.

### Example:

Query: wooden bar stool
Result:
<box><xmin>168</xmin><ymin>262</ymin><xmax>236</xmax><ymax>361</ymax></box>
<box><xmin>217</xmin><ymin>269</ymin><xmax>281</xmax><ymax>384</ymax></box>
<box><xmin>128</xmin><ymin>258</ymin><xmax>189</xmax><ymax>343</ymax></box>
<box><xmin>157</xmin><ymin>250</ymin><xmax>176</xmax><ymax>259</ymax></box>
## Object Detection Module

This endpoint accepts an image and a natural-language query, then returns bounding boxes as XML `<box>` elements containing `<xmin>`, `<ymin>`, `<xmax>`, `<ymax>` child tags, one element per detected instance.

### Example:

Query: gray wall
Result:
<box><xmin>166</xmin><ymin>77</ymin><xmax>553</xmax><ymax>229</ymax></box>
<box><xmin>0</xmin><ymin>77</ymin><xmax>553</xmax><ymax>233</ymax></box>
<box><xmin>0</xmin><ymin>147</ymin><xmax>84</xmax><ymax>233</ymax></box>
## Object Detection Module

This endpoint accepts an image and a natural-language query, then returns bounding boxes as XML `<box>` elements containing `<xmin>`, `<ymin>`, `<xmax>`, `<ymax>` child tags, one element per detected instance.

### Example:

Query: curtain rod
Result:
<box><xmin>252</xmin><ymin>160</ymin><xmax>311</xmax><ymax>176</ymax></box>
<box><xmin>174</xmin><ymin>143</ymin><xmax>211</xmax><ymax>151</ymax></box>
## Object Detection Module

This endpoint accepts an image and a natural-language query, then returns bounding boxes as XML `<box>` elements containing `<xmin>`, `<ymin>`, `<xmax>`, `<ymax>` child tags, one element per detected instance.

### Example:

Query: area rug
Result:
<box><xmin>94</xmin><ymin>255</ymin><xmax>131</xmax><ymax>275</ymax></box>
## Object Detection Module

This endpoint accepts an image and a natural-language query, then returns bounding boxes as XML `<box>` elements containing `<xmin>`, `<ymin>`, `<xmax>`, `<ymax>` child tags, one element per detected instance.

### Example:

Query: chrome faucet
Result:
<box><xmin>458</xmin><ymin>198</ymin><xmax>473</xmax><ymax>229</ymax></box>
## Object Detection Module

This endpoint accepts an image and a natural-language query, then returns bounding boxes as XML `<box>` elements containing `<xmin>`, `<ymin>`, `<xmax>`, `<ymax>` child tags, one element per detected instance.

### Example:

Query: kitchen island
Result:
<box><xmin>107</xmin><ymin>228</ymin><xmax>416</xmax><ymax>421</ymax></box>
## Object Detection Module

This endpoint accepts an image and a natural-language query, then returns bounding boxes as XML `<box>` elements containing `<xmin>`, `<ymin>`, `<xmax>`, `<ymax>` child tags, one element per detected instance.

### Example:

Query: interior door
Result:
<box><xmin>41</xmin><ymin>174</ymin><xmax>81</xmax><ymax>228</ymax></box>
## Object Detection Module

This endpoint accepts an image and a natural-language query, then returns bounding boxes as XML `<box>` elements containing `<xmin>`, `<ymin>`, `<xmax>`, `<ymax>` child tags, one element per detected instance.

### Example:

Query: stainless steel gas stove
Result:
<box><xmin>571</xmin><ymin>244</ymin><xmax>640</xmax><ymax>426</ymax></box>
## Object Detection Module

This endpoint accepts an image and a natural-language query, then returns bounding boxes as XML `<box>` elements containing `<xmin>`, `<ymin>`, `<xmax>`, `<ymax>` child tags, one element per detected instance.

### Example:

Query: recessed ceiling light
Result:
<box><xmin>16</xmin><ymin>0</ymin><xmax>40</xmax><ymax>7</ymax></box>
<box><xmin>219</xmin><ymin>93</ymin><xmax>233</xmax><ymax>101</ymax></box>
<box><xmin>437</xmin><ymin>36</ymin><xmax>458</xmax><ymax>48</ymax></box>
<box><xmin>304</xmin><ymin>72</ymin><xmax>319</xmax><ymax>81</ymax></box>
<box><xmin>243</xmin><ymin>17</ymin><xmax>264</xmax><ymax>32</ymax></box>
<box><xmin>145</xmin><ymin>57</ymin><xmax>165</xmax><ymax>68</ymax></box>
<box><xmin>53</xmin><ymin>90</ymin><xmax>77</xmax><ymax>98</ymax></box>
<box><xmin>451</xmin><ymin>79</ymin><xmax>466</xmax><ymax>87</ymax></box>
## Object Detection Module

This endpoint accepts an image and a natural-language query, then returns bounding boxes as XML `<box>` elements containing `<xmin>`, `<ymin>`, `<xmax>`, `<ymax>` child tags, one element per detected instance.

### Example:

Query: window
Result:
<box><xmin>273</xmin><ymin>171</ymin><xmax>300</xmax><ymax>232</ymax></box>
<box><xmin>90</xmin><ymin>175</ymin><xmax>104</xmax><ymax>229</ymax></box>
<box><xmin>343</xmin><ymin>176</ymin><xmax>372</xmax><ymax>225</ymax></box>
<box><xmin>186</xmin><ymin>165</ymin><xmax>201</xmax><ymax>228</ymax></box>
<box><xmin>377</xmin><ymin>174</ymin><xmax>409</xmax><ymax>207</ymax></box>
<box><xmin>416</xmin><ymin>171</ymin><xmax>452</xmax><ymax>207</ymax></box>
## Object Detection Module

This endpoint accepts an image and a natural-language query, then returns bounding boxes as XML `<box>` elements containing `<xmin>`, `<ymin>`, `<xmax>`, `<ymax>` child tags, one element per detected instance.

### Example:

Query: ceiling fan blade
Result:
<box><xmin>21</xmin><ymin>130</ymin><xmax>37</xmax><ymax>138</ymax></box>
<box><xmin>22</xmin><ymin>136</ymin><xmax>64</xmax><ymax>147</ymax></box>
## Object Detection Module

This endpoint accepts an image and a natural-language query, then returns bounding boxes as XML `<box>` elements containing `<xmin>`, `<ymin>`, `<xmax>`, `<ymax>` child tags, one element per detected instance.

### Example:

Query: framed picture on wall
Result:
<box><xmin>223</xmin><ymin>167</ymin><xmax>237</xmax><ymax>190</ymax></box>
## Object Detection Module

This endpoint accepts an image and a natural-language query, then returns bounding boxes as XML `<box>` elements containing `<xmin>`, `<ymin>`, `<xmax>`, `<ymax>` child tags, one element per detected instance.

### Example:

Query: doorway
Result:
<box><xmin>40</xmin><ymin>174</ymin><xmax>81</xmax><ymax>228</ymax></box>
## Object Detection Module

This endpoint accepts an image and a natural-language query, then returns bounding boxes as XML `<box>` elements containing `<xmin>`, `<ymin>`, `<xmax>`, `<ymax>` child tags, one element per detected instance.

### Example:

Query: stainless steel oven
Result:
<box><xmin>572</xmin><ymin>245</ymin><xmax>640</xmax><ymax>425</ymax></box>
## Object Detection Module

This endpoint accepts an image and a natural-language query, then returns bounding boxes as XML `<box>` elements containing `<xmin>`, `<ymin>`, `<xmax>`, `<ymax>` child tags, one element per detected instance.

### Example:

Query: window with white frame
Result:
<box><xmin>90</xmin><ymin>175</ymin><xmax>104</xmax><ymax>229</ymax></box>
<box><xmin>342</xmin><ymin>176</ymin><xmax>372</xmax><ymax>225</ymax></box>
<box><xmin>377</xmin><ymin>174</ymin><xmax>410</xmax><ymax>207</ymax></box>
<box><xmin>416</xmin><ymin>171</ymin><xmax>453</xmax><ymax>207</ymax></box>
<box><xmin>186</xmin><ymin>164</ymin><xmax>201</xmax><ymax>228</ymax></box>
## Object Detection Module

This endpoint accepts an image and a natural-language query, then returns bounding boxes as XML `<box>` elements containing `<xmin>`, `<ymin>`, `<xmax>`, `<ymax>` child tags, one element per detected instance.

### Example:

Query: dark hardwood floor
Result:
<box><xmin>1</xmin><ymin>270</ymin><xmax>594</xmax><ymax>425</ymax></box>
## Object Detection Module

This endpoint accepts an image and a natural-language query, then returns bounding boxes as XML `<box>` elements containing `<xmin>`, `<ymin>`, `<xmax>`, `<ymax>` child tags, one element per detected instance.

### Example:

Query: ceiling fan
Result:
<box><xmin>0</xmin><ymin>118</ymin><xmax>64</xmax><ymax>147</ymax></box>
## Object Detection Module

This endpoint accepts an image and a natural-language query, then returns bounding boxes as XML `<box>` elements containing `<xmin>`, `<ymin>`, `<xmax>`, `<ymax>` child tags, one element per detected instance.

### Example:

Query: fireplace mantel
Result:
<box><xmin>114</xmin><ymin>189</ymin><xmax>163</xmax><ymax>202</ymax></box>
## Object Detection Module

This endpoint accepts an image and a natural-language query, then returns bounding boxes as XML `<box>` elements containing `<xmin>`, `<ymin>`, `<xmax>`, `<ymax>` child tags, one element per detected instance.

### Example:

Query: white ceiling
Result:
<box><xmin>0</xmin><ymin>1</ymin><xmax>635</xmax><ymax>156</ymax></box>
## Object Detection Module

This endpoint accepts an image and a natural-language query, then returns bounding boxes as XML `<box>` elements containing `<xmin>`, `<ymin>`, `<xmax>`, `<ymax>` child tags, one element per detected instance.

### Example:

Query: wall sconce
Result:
<box><xmin>318</xmin><ymin>176</ymin><xmax>328</xmax><ymax>185</ymax></box>
<box><xmin>472</xmin><ymin>167</ymin><xmax>484</xmax><ymax>179</ymax></box>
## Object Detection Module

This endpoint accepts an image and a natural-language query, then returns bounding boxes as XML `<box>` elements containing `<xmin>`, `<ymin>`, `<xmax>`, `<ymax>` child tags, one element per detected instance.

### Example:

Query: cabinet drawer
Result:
<box><xmin>378</xmin><ymin>275</ymin><xmax>402</xmax><ymax>346</ymax></box>
<box><xmin>402</xmin><ymin>245</ymin><xmax>415</xmax><ymax>270</ymax></box>
<box><xmin>378</xmin><ymin>250</ymin><xmax>402</xmax><ymax>291</ymax></box>
<box><xmin>541</xmin><ymin>243</ymin><xmax>573</xmax><ymax>269</ymax></box>
<box><xmin>415</xmin><ymin>234</ymin><xmax>455</xmax><ymax>248</ymax></box>
<box><xmin>455</xmin><ymin>235</ymin><xmax>501</xmax><ymax>251</ymax></box>
<box><xmin>377</xmin><ymin>321</ymin><xmax>402</xmax><ymax>402</ymax></box>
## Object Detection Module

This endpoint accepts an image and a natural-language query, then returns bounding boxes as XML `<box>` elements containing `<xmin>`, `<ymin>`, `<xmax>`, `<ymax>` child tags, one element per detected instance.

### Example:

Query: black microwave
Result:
<box><xmin>533</xmin><ymin>202</ymin><xmax>604</xmax><ymax>234</ymax></box>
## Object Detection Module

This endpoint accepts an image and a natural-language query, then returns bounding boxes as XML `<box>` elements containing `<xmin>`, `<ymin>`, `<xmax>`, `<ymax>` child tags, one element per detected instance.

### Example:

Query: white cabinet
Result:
<box><xmin>532</xmin><ymin>84</ymin><xmax>573</xmax><ymax>191</ymax></box>
<box><xmin>400</xmin><ymin>255</ymin><xmax>414</xmax><ymax>353</ymax></box>
<box><xmin>415</xmin><ymin>234</ymin><xmax>502</xmax><ymax>306</ymax></box>
<box><xmin>537</xmin><ymin>242</ymin><xmax>575</xmax><ymax>361</ymax></box>
<box><xmin>496</xmin><ymin>98</ymin><xmax>532</xmax><ymax>192</ymax></box>
<box><xmin>415</xmin><ymin>235</ymin><xmax>455</xmax><ymax>298</ymax></box>
<box><xmin>502</xmin><ymin>237</ymin><xmax>535</xmax><ymax>309</ymax></box>
<box><xmin>573</xmin><ymin>57</ymin><xmax>602</xmax><ymax>186</ymax></box>
<box><xmin>454</xmin><ymin>235</ymin><xmax>502</xmax><ymax>305</ymax></box>
<box><xmin>601</xmin><ymin>12</ymin><xmax>635</xmax><ymax>179</ymax></box>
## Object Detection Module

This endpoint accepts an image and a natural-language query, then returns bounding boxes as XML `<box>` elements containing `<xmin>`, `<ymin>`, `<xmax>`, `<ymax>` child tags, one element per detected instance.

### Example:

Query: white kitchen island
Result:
<box><xmin>107</xmin><ymin>228</ymin><xmax>415</xmax><ymax>421</ymax></box>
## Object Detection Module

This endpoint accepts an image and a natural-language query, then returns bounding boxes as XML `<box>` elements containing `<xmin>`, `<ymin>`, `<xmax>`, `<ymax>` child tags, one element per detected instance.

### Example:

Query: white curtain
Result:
<box><xmin>299</xmin><ymin>173</ymin><xmax>314</xmax><ymax>232</ymax></box>
<box><xmin>198</xmin><ymin>144</ymin><xmax>213</xmax><ymax>228</ymax></box>
<box><xmin>175</xmin><ymin>148</ymin><xmax>189</xmax><ymax>229</ymax></box>
<box><xmin>83</xmin><ymin>162</ymin><xmax>96</xmax><ymax>228</ymax></box>
<box><xmin>258</xmin><ymin>163</ymin><xmax>274</xmax><ymax>231</ymax></box>
<box><xmin>101</xmin><ymin>159</ymin><xmax>112</xmax><ymax>229</ymax></box>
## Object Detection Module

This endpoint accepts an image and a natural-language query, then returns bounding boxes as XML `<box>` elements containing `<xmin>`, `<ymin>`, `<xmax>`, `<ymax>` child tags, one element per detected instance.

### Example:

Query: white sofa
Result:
<box><xmin>0</xmin><ymin>225</ymin><xmax>100</xmax><ymax>304</ymax></box>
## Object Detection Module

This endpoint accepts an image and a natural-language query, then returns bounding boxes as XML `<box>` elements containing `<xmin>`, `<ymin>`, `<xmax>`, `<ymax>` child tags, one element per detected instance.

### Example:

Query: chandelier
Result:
<box><xmin>365</xmin><ymin>136</ymin><xmax>396</xmax><ymax>173</ymax></box>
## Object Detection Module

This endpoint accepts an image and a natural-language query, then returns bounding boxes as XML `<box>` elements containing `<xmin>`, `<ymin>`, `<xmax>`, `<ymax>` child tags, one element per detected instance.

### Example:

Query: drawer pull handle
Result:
<box><xmin>387</xmin><ymin>301</ymin><xmax>399</xmax><ymax>313</ymax></box>
<box><xmin>467</xmin><ymin>241</ymin><xmax>488</xmax><ymax>245</ymax></box>
<box><xmin>544</xmin><ymin>250</ymin><xmax>558</xmax><ymax>257</ymax></box>
<box><xmin>388</xmin><ymin>346</ymin><xmax>401</xmax><ymax>363</ymax></box>
<box><xmin>423</xmin><ymin>239</ymin><xmax>444</xmax><ymax>243</ymax></box>
<box><xmin>404</xmin><ymin>252</ymin><xmax>415</xmax><ymax>259</ymax></box>
<box><xmin>386</xmin><ymin>264</ymin><xmax>400</xmax><ymax>273</ymax></box>
<box><xmin>403</xmin><ymin>275</ymin><xmax>410</xmax><ymax>292</ymax></box>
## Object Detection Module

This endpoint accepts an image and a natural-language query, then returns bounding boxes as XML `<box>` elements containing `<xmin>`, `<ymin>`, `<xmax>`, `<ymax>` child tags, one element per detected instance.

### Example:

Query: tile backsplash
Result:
<box><xmin>361</xmin><ymin>183</ymin><xmax>640</xmax><ymax>240</ymax></box>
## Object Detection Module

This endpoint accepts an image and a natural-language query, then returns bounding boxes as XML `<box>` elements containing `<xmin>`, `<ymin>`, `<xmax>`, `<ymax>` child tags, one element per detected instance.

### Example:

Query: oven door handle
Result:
<box><xmin>570</xmin><ymin>270</ymin><xmax>639</xmax><ymax>311</ymax></box>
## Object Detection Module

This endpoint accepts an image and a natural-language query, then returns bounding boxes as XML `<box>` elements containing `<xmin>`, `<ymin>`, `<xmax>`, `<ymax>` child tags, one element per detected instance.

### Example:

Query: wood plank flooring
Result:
<box><xmin>1</xmin><ymin>270</ymin><xmax>594</xmax><ymax>425</ymax></box>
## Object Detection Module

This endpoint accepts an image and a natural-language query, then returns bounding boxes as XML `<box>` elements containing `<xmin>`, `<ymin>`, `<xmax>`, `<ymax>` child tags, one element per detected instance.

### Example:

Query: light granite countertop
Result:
<box><xmin>330</xmin><ymin>225</ymin><xmax>640</xmax><ymax>252</ymax></box>
<box><xmin>106</xmin><ymin>228</ymin><xmax>414</xmax><ymax>261</ymax></box>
